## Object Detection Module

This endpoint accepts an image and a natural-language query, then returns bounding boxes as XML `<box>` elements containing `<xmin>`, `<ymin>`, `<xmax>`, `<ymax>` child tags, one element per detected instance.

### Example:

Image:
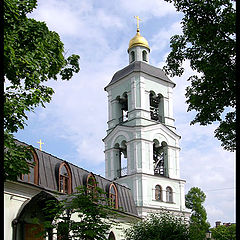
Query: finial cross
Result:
<box><xmin>37</xmin><ymin>139</ymin><xmax>44</xmax><ymax>151</ymax></box>
<box><xmin>134</xmin><ymin>16</ymin><xmax>142</xmax><ymax>31</ymax></box>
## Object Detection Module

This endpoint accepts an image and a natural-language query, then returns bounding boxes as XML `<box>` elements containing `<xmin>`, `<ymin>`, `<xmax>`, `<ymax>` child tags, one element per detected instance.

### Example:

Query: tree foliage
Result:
<box><xmin>4</xmin><ymin>133</ymin><xmax>33</xmax><ymax>181</ymax></box>
<box><xmin>211</xmin><ymin>224</ymin><xmax>236</xmax><ymax>240</ymax></box>
<box><xmin>163</xmin><ymin>0</ymin><xmax>236</xmax><ymax>151</ymax></box>
<box><xmin>4</xmin><ymin>0</ymin><xmax>80</xmax><ymax>181</ymax></box>
<box><xmin>125</xmin><ymin>212</ymin><xmax>189</xmax><ymax>240</ymax></box>
<box><xmin>42</xmin><ymin>186</ymin><xmax>119</xmax><ymax>240</ymax></box>
<box><xmin>185</xmin><ymin>187</ymin><xmax>210</xmax><ymax>240</ymax></box>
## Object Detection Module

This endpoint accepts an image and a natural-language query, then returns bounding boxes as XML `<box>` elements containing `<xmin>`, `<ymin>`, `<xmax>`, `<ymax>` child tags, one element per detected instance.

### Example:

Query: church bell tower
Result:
<box><xmin>103</xmin><ymin>18</ymin><xmax>190</xmax><ymax>218</ymax></box>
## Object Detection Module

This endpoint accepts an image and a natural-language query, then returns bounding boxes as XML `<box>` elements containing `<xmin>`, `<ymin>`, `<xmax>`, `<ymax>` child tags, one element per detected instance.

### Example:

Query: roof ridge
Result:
<box><xmin>105</xmin><ymin>61</ymin><xmax>175</xmax><ymax>90</ymax></box>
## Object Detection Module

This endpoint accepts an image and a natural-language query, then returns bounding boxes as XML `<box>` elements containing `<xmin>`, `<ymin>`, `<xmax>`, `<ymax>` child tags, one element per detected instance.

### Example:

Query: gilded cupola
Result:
<box><xmin>128</xmin><ymin>29</ymin><xmax>150</xmax><ymax>52</ymax></box>
<box><xmin>128</xmin><ymin>16</ymin><xmax>150</xmax><ymax>64</ymax></box>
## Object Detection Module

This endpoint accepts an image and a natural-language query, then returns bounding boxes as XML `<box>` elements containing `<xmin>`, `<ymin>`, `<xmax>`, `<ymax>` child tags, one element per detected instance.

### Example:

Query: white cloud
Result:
<box><xmin>150</xmin><ymin>21</ymin><xmax>182</xmax><ymax>55</ymax></box>
<box><xmin>95</xmin><ymin>9</ymin><xmax>123</xmax><ymax>29</ymax></box>
<box><xmin>206</xmin><ymin>205</ymin><xmax>225</xmax><ymax>220</ymax></box>
<box><xmin>29</xmin><ymin>0</ymin><xmax>83</xmax><ymax>36</ymax></box>
<box><xmin>26</xmin><ymin>48</ymin><xmax>126</xmax><ymax>166</ymax></box>
<box><xmin>119</xmin><ymin>0</ymin><xmax>177</xmax><ymax>18</ymax></box>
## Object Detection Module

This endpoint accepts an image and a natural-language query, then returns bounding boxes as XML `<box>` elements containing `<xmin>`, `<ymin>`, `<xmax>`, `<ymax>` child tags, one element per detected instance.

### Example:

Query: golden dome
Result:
<box><xmin>128</xmin><ymin>29</ymin><xmax>150</xmax><ymax>52</ymax></box>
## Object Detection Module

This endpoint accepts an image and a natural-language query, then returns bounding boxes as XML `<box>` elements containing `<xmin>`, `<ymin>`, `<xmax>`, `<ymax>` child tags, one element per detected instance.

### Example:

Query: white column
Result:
<box><xmin>131</xmin><ymin>77</ymin><xmax>136</xmax><ymax>109</ymax></box>
<box><xmin>108</xmin><ymin>91</ymin><xmax>112</xmax><ymax>121</ymax></box>
<box><xmin>167</xmin><ymin>148</ymin><xmax>173</xmax><ymax>178</ymax></box>
<box><xmin>168</xmin><ymin>87</ymin><xmax>174</xmax><ymax>120</ymax></box>
<box><xmin>139</xmin><ymin>76</ymin><xmax>145</xmax><ymax>110</ymax></box>
<box><xmin>126</xmin><ymin>142</ymin><xmax>131</xmax><ymax>175</ymax></box>
<box><xmin>175</xmin><ymin>149</ymin><xmax>180</xmax><ymax>178</ymax></box>
<box><xmin>179</xmin><ymin>181</ymin><xmax>186</xmax><ymax>211</ymax></box>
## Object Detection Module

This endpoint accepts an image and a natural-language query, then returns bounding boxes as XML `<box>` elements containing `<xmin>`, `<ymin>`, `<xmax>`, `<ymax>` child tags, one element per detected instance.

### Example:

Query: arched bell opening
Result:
<box><xmin>130</xmin><ymin>50</ymin><xmax>135</xmax><ymax>63</ymax></box>
<box><xmin>117</xmin><ymin>92</ymin><xmax>128</xmax><ymax>124</ymax></box>
<box><xmin>142</xmin><ymin>50</ymin><xmax>147</xmax><ymax>62</ymax></box>
<box><xmin>153</xmin><ymin>140</ymin><xmax>168</xmax><ymax>177</ymax></box>
<box><xmin>149</xmin><ymin>91</ymin><xmax>164</xmax><ymax>123</ymax></box>
<box><xmin>114</xmin><ymin>141</ymin><xmax>128</xmax><ymax>178</ymax></box>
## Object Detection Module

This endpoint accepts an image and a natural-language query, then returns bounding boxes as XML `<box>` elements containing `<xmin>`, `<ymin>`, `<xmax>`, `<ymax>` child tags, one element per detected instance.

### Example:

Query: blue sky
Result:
<box><xmin>14</xmin><ymin>0</ymin><xmax>235</xmax><ymax>227</ymax></box>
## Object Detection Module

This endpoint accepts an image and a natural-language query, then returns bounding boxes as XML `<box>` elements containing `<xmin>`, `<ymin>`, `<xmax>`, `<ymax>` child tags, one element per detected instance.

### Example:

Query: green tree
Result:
<box><xmin>163</xmin><ymin>0</ymin><xmax>236</xmax><ymax>151</ymax></box>
<box><xmin>42</xmin><ymin>186</ymin><xmax>119</xmax><ymax>240</ymax></box>
<box><xmin>185</xmin><ymin>187</ymin><xmax>210</xmax><ymax>240</ymax></box>
<box><xmin>125</xmin><ymin>212</ymin><xmax>189</xmax><ymax>240</ymax></box>
<box><xmin>4</xmin><ymin>0</ymin><xmax>80</xmax><ymax>181</ymax></box>
<box><xmin>211</xmin><ymin>224</ymin><xmax>236</xmax><ymax>240</ymax></box>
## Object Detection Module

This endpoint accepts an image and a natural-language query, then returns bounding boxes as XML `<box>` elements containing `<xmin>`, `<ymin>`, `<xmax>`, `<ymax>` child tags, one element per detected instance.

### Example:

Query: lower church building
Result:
<box><xmin>4</xmin><ymin>24</ymin><xmax>190</xmax><ymax>239</ymax></box>
<box><xmin>4</xmin><ymin>141</ymin><xmax>139</xmax><ymax>240</ymax></box>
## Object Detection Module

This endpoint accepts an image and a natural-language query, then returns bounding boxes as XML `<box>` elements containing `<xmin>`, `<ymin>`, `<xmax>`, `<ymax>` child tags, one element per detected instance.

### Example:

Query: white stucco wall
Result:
<box><xmin>4</xmin><ymin>181</ymin><xmax>42</xmax><ymax>240</ymax></box>
<box><xmin>5</xmin><ymin>181</ymin><xmax>140</xmax><ymax>240</ymax></box>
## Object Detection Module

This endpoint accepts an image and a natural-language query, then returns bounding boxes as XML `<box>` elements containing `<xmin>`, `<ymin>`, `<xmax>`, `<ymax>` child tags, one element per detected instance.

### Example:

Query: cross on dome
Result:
<box><xmin>37</xmin><ymin>139</ymin><xmax>44</xmax><ymax>151</ymax></box>
<box><xmin>134</xmin><ymin>16</ymin><xmax>142</xmax><ymax>32</ymax></box>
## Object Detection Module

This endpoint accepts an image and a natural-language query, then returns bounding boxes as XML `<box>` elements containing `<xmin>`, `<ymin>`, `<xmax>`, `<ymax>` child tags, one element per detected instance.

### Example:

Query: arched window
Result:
<box><xmin>109</xmin><ymin>183</ymin><xmax>118</xmax><ymax>209</ymax></box>
<box><xmin>86</xmin><ymin>173</ymin><xmax>97</xmax><ymax>198</ymax></box>
<box><xmin>166</xmin><ymin>186</ymin><xmax>173</xmax><ymax>202</ymax></box>
<box><xmin>130</xmin><ymin>51</ymin><xmax>135</xmax><ymax>62</ymax></box>
<box><xmin>59</xmin><ymin>163</ymin><xmax>72</xmax><ymax>194</ymax></box>
<box><xmin>142</xmin><ymin>50</ymin><xmax>147</xmax><ymax>61</ymax></box>
<box><xmin>108</xmin><ymin>231</ymin><xmax>116</xmax><ymax>240</ymax></box>
<box><xmin>21</xmin><ymin>149</ymin><xmax>39</xmax><ymax>185</ymax></box>
<box><xmin>155</xmin><ymin>185</ymin><xmax>162</xmax><ymax>201</ymax></box>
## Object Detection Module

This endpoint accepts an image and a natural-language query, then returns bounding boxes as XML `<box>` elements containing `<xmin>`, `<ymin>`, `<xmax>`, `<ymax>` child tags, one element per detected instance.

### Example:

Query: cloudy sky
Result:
<box><xmin>15</xmin><ymin>0</ymin><xmax>235</xmax><ymax>227</ymax></box>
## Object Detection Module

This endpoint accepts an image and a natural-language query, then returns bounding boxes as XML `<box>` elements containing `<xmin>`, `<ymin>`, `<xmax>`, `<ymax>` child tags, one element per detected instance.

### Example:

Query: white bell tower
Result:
<box><xmin>103</xmin><ymin>19</ymin><xmax>190</xmax><ymax>218</ymax></box>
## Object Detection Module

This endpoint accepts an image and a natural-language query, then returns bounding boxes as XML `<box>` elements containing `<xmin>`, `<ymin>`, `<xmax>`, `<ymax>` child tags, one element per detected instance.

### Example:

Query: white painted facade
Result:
<box><xmin>4</xmin><ymin>180</ymin><xmax>137</xmax><ymax>240</ymax></box>
<box><xmin>104</xmin><ymin>41</ymin><xmax>190</xmax><ymax>218</ymax></box>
